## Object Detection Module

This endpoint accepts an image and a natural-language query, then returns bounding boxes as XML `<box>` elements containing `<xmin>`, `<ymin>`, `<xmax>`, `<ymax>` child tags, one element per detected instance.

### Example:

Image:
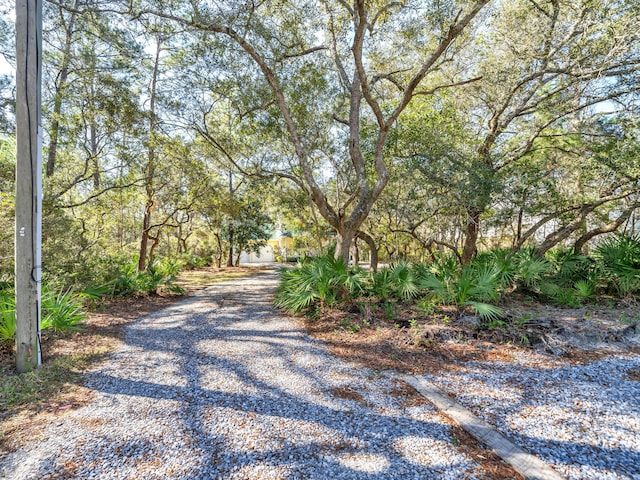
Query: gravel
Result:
<box><xmin>422</xmin><ymin>349</ymin><xmax>640</xmax><ymax>480</ymax></box>
<box><xmin>1</xmin><ymin>271</ymin><xmax>485</xmax><ymax>479</ymax></box>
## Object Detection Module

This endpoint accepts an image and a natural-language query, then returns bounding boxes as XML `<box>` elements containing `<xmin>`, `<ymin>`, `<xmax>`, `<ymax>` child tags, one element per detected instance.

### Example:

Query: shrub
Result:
<box><xmin>274</xmin><ymin>254</ymin><xmax>366</xmax><ymax>313</ymax></box>
<box><xmin>112</xmin><ymin>258</ymin><xmax>184</xmax><ymax>297</ymax></box>
<box><xmin>0</xmin><ymin>284</ymin><xmax>87</xmax><ymax>344</ymax></box>
<box><xmin>418</xmin><ymin>260</ymin><xmax>504</xmax><ymax>321</ymax></box>
<box><xmin>0</xmin><ymin>289</ymin><xmax>16</xmax><ymax>343</ymax></box>
<box><xmin>41</xmin><ymin>287</ymin><xmax>86</xmax><ymax>333</ymax></box>
<box><xmin>513</xmin><ymin>248</ymin><xmax>553</xmax><ymax>290</ymax></box>
<box><xmin>388</xmin><ymin>262</ymin><xmax>421</xmax><ymax>299</ymax></box>
<box><xmin>594</xmin><ymin>233</ymin><xmax>640</xmax><ymax>295</ymax></box>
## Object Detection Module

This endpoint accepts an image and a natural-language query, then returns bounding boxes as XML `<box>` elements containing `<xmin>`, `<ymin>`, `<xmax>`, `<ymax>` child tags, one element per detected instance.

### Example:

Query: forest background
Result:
<box><xmin>0</xmin><ymin>0</ymin><xmax>638</xmax><ymax>295</ymax></box>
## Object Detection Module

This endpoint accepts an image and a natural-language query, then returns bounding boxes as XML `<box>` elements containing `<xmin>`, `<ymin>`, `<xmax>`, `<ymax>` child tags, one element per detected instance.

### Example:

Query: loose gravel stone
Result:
<box><xmin>0</xmin><ymin>272</ymin><xmax>484</xmax><ymax>479</ymax></box>
<box><xmin>422</xmin><ymin>349</ymin><xmax>640</xmax><ymax>480</ymax></box>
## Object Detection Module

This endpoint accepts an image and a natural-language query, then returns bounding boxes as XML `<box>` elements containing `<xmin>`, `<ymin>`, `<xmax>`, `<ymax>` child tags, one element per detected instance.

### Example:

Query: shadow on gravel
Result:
<box><xmin>29</xmin><ymin>271</ymin><xmax>638</xmax><ymax>479</ymax></box>
<box><xmin>420</xmin><ymin>358</ymin><xmax>640</xmax><ymax>478</ymax></box>
<box><xmin>520</xmin><ymin>437</ymin><xmax>640</xmax><ymax>478</ymax></box>
<box><xmin>73</xmin><ymin>272</ymin><xmax>478</xmax><ymax>478</ymax></box>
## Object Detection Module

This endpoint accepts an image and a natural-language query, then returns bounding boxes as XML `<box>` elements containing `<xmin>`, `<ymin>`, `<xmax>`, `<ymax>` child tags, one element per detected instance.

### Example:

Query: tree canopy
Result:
<box><xmin>0</xmin><ymin>0</ymin><xmax>638</xmax><ymax>284</ymax></box>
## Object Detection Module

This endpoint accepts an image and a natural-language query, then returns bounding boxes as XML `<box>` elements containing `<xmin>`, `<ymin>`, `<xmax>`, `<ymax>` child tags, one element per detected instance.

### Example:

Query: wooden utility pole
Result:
<box><xmin>15</xmin><ymin>0</ymin><xmax>43</xmax><ymax>373</ymax></box>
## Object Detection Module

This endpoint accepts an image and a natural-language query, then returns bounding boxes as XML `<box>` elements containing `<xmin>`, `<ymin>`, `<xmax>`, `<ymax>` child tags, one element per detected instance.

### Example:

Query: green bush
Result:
<box><xmin>369</xmin><ymin>268</ymin><xmax>394</xmax><ymax>299</ymax></box>
<box><xmin>594</xmin><ymin>233</ymin><xmax>640</xmax><ymax>295</ymax></box>
<box><xmin>0</xmin><ymin>284</ymin><xmax>86</xmax><ymax>344</ymax></box>
<box><xmin>418</xmin><ymin>261</ymin><xmax>504</xmax><ymax>321</ymax></box>
<box><xmin>274</xmin><ymin>240</ymin><xmax>640</xmax><ymax>322</ymax></box>
<box><xmin>176</xmin><ymin>253</ymin><xmax>209</xmax><ymax>269</ymax></box>
<box><xmin>388</xmin><ymin>262</ymin><xmax>421</xmax><ymax>299</ymax></box>
<box><xmin>41</xmin><ymin>287</ymin><xmax>86</xmax><ymax>333</ymax></box>
<box><xmin>0</xmin><ymin>289</ymin><xmax>16</xmax><ymax>342</ymax></box>
<box><xmin>112</xmin><ymin>258</ymin><xmax>184</xmax><ymax>297</ymax></box>
<box><xmin>274</xmin><ymin>254</ymin><xmax>366</xmax><ymax>312</ymax></box>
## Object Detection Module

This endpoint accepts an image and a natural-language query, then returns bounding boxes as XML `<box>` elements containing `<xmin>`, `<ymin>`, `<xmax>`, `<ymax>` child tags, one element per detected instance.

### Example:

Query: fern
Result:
<box><xmin>0</xmin><ymin>290</ymin><xmax>16</xmax><ymax>342</ymax></box>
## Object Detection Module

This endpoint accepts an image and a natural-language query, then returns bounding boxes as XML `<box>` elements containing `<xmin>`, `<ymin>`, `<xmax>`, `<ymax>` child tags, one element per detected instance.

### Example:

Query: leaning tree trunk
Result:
<box><xmin>572</xmin><ymin>204</ymin><xmax>639</xmax><ymax>254</ymax></box>
<box><xmin>356</xmin><ymin>230</ymin><xmax>379</xmax><ymax>273</ymax></box>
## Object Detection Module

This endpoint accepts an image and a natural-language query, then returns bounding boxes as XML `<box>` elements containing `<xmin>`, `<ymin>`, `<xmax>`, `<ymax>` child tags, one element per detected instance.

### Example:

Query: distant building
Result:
<box><xmin>239</xmin><ymin>226</ymin><xmax>294</xmax><ymax>263</ymax></box>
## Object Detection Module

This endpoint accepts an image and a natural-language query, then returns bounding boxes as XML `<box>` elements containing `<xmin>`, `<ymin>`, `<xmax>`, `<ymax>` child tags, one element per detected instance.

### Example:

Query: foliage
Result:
<box><xmin>388</xmin><ymin>262</ymin><xmax>422</xmax><ymax>300</ymax></box>
<box><xmin>418</xmin><ymin>259</ymin><xmax>505</xmax><ymax>321</ymax></box>
<box><xmin>274</xmin><ymin>254</ymin><xmax>366</xmax><ymax>312</ymax></box>
<box><xmin>112</xmin><ymin>258</ymin><xmax>185</xmax><ymax>297</ymax></box>
<box><xmin>2</xmin><ymin>0</ymin><xmax>640</xmax><ymax>364</ymax></box>
<box><xmin>41</xmin><ymin>288</ymin><xmax>86</xmax><ymax>333</ymax></box>
<box><xmin>594</xmin><ymin>234</ymin><xmax>640</xmax><ymax>295</ymax></box>
<box><xmin>0</xmin><ymin>288</ymin><xmax>15</xmax><ymax>342</ymax></box>
<box><xmin>275</xmin><ymin>237</ymin><xmax>640</xmax><ymax>323</ymax></box>
<box><xmin>0</xmin><ymin>284</ymin><xmax>87</xmax><ymax>343</ymax></box>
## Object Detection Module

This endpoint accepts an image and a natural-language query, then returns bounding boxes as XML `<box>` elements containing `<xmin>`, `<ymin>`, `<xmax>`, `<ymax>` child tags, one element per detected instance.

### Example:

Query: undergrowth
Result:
<box><xmin>275</xmin><ymin>234</ymin><xmax>640</xmax><ymax>323</ymax></box>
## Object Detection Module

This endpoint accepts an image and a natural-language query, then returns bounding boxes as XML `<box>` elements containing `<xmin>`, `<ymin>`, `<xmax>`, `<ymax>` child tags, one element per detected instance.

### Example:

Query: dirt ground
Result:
<box><xmin>300</xmin><ymin>295</ymin><xmax>640</xmax><ymax>375</ymax></box>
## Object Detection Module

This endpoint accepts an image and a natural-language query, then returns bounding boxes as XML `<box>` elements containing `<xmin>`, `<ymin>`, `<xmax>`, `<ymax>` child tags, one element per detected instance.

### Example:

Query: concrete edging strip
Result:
<box><xmin>399</xmin><ymin>374</ymin><xmax>566</xmax><ymax>480</ymax></box>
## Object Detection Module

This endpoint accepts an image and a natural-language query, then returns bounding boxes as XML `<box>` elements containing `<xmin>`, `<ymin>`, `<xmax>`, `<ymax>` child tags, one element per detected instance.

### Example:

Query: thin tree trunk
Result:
<box><xmin>138</xmin><ymin>37</ymin><xmax>162</xmax><ymax>271</ymax></box>
<box><xmin>227</xmin><ymin>229</ymin><xmax>234</xmax><ymax>267</ymax></box>
<box><xmin>461</xmin><ymin>209</ymin><xmax>481</xmax><ymax>264</ymax></box>
<box><xmin>514</xmin><ymin>206</ymin><xmax>524</xmax><ymax>248</ymax></box>
<box><xmin>90</xmin><ymin>115</ymin><xmax>101</xmax><ymax>188</ymax></box>
<box><xmin>46</xmin><ymin>5</ymin><xmax>77</xmax><ymax>177</ymax></box>
<box><xmin>148</xmin><ymin>234</ymin><xmax>160</xmax><ymax>266</ymax></box>
<box><xmin>214</xmin><ymin>233</ymin><xmax>223</xmax><ymax>268</ymax></box>
<box><xmin>138</xmin><ymin>199</ymin><xmax>152</xmax><ymax>272</ymax></box>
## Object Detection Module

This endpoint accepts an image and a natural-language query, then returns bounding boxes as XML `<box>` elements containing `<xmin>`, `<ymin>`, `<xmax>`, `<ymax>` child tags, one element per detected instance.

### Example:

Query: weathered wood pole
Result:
<box><xmin>15</xmin><ymin>0</ymin><xmax>43</xmax><ymax>373</ymax></box>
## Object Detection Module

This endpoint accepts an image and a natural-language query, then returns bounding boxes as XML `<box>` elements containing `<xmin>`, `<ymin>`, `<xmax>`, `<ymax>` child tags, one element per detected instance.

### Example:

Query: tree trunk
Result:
<box><xmin>227</xmin><ymin>229</ymin><xmax>234</xmax><ymax>267</ymax></box>
<box><xmin>148</xmin><ymin>234</ymin><xmax>160</xmax><ymax>266</ymax></box>
<box><xmin>356</xmin><ymin>230</ymin><xmax>379</xmax><ymax>273</ymax></box>
<box><xmin>461</xmin><ymin>209</ymin><xmax>481</xmax><ymax>264</ymax></box>
<box><xmin>573</xmin><ymin>204</ymin><xmax>638</xmax><ymax>253</ymax></box>
<box><xmin>534</xmin><ymin>216</ymin><xmax>586</xmax><ymax>257</ymax></box>
<box><xmin>90</xmin><ymin>120</ymin><xmax>101</xmax><ymax>188</ymax></box>
<box><xmin>334</xmin><ymin>229</ymin><xmax>356</xmax><ymax>264</ymax></box>
<box><xmin>46</xmin><ymin>5</ymin><xmax>77</xmax><ymax>177</ymax></box>
<box><xmin>214</xmin><ymin>233</ymin><xmax>223</xmax><ymax>268</ymax></box>
<box><xmin>514</xmin><ymin>206</ymin><xmax>524</xmax><ymax>249</ymax></box>
<box><xmin>354</xmin><ymin>241</ymin><xmax>360</xmax><ymax>265</ymax></box>
<box><xmin>138</xmin><ymin>200</ymin><xmax>153</xmax><ymax>271</ymax></box>
<box><xmin>137</xmin><ymin>37</ymin><xmax>162</xmax><ymax>272</ymax></box>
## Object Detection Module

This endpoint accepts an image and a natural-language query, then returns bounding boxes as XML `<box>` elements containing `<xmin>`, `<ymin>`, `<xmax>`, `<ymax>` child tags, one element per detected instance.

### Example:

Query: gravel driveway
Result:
<box><xmin>0</xmin><ymin>271</ymin><xmax>488</xmax><ymax>479</ymax></box>
<box><xmin>422</xmin><ymin>350</ymin><xmax>640</xmax><ymax>480</ymax></box>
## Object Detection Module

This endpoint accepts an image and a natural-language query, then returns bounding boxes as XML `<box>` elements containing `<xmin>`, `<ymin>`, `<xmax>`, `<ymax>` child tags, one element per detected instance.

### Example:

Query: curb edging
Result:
<box><xmin>397</xmin><ymin>374</ymin><xmax>566</xmax><ymax>480</ymax></box>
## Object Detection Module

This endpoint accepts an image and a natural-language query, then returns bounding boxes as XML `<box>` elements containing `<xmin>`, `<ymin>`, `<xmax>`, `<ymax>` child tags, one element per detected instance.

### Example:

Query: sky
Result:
<box><xmin>0</xmin><ymin>56</ymin><xmax>13</xmax><ymax>76</ymax></box>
